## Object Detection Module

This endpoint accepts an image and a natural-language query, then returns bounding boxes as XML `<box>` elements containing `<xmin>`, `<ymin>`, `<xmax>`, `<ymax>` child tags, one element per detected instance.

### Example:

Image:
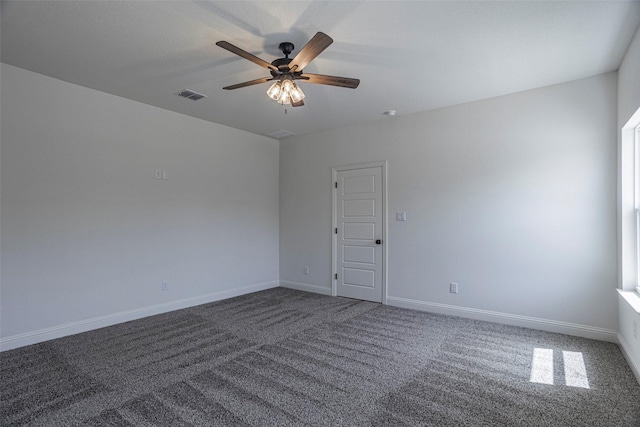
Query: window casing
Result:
<box><xmin>620</xmin><ymin>107</ymin><xmax>640</xmax><ymax>293</ymax></box>
<box><xmin>636</xmin><ymin>125</ymin><xmax>640</xmax><ymax>294</ymax></box>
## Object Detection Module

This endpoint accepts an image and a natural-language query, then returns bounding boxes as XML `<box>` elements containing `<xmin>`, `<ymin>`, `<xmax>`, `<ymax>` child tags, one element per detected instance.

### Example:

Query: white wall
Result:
<box><xmin>0</xmin><ymin>61</ymin><xmax>626</xmax><ymax>351</ymax></box>
<box><xmin>617</xmin><ymin>26</ymin><xmax>640</xmax><ymax>382</ymax></box>
<box><xmin>280</xmin><ymin>72</ymin><xmax>618</xmax><ymax>340</ymax></box>
<box><xmin>0</xmin><ymin>64</ymin><xmax>280</xmax><ymax>349</ymax></box>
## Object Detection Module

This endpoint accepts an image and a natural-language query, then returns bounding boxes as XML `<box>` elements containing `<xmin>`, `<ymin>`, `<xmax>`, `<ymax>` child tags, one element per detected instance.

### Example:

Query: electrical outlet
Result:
<box><xmin>303</xmin><ymin>266</ymin><xmax>309</xmax><ymax>275</ymax></box>
<box><xmin>634</xmin><ymin>321</ymin><xmax>637</xmax><ymax>339</ymax></box>
<box><xmin>450</xmin><ymin>282</ymin><xmax>458</xmax><ymax>294</ymax></box>
<box><xmin>162</xmin><ymin>281</ymin><xmax>168</xmax><ymax>291</ymax></box>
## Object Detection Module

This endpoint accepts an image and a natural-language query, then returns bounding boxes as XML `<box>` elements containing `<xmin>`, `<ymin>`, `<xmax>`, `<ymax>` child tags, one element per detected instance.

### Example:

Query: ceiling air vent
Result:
<box><xmin>266</xmin><ymin>129</ymin><xmax>296</xmax><ymax>139</ymax></box>
<box><xmin>177</xmin><ymin>89</ymin><xmax>207</xmax><ymax>101</ymax></box>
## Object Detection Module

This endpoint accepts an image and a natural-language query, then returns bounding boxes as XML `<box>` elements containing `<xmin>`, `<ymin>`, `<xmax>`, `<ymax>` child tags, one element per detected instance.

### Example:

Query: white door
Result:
<box><xmin>335</xmin><ymin>166</ymin><xmax>384</xmax><ymax>303</ymax></box>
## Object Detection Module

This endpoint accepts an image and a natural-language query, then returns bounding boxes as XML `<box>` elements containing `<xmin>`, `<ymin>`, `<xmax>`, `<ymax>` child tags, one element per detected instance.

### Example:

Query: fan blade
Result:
<box><xmin>223</xmin><ymin>76</ymin><xmax>274</xmax><ymax>90</ymax></box>
<box><xmin>292</xmin><ymin>100</ymin><xmax>305</xmax><ymax>107</ymax></box>
<box><xmin>289</xmin><ymin>32</ymin><xmax>333</xmax><ymax>72</ymax></box>
<box><xmin>299</xmin><ymin>73</ymin><xmax>360</xmax><ymax>89</ymax></box>
<box><xmin>216</xmin><ymin>41</ymin><xmax>279</xmax><ymax>72</ymax></box>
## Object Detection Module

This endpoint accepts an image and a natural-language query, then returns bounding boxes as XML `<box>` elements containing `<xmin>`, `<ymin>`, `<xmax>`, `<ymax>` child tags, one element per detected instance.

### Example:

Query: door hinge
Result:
<box><xmin>335</xmin><ymin>228</ymin><xmax>338</xmax><ymax>234</ymax></box>
<box><xmin>335</xmin><ymin>182</ymin><xmax>338</xmax><ymax>188</ymax></box>
<box><xmin>335</xmin><ymin>273</ymin><xmax>338</xmax><ymax>280</ymax></box>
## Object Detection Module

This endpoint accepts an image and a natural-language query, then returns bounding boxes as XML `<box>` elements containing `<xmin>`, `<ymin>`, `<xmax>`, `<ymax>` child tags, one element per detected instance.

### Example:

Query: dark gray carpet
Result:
<box><xmin>1</xmin><ymin>287</ymin><xmax>639</xmax><ymax>426</ymax></box>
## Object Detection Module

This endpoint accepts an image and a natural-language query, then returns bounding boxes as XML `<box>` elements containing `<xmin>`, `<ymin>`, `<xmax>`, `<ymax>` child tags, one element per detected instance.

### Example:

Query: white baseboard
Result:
<box><xmin>279</xmin><ymin>280</ymin><xmax>332</xmax><ymax>296</ymax></box>
<box><xmin>386</xmin><ymin>296</ymin><xmax>618</xmax><ymax>343</ymax></box>
<box><xmin>618</xmin><ymin>332</ymin><xmax>640</xmax><ymax>385</ymax></box>
<box><xmin>0</xmin><ymin>280</ymin><xmax>279</xmax><ymax>352</ymax></box>
<box><xmin>2</xmin><ymin>285</ymin><xmax>620</xmax><ymax>352</ymax></box>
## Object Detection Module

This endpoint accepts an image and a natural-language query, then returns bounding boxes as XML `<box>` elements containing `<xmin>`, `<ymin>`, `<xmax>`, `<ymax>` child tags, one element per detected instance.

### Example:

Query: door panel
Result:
<box><xmin>336</xmin><ymin>166</ymin><xmax>383</xmax><ymax>302</ymax></box>
<box><xmin>343</xmin><ymin>199</ymin><xmax>375</xmax><ymax>217</ymax></box>
<box><xmin>343</xmin><ymin>268</ymin><xmax>375</xmax><ymax>288</ymax></box>
<box><xmin>343</xmin><ymin>246</ymin><xmax>375</xmax><ymax>264</ymax></box>
<box><xmin>343</xmin><ymin>223</ymin><xmax>375</xmax><ymax>240</ymax></box>
<box><xmin>343</xmin><ymin>175</ymin><xmax>375</xmax><ymax>194</ymax></box>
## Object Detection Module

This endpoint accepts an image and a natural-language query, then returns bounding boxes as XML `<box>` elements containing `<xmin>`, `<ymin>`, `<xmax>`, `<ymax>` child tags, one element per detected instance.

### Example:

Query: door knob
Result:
<box><xmin>375</xmin><ymin>239</ymin><xmax>382</xmax><ymax>245</ymax></box>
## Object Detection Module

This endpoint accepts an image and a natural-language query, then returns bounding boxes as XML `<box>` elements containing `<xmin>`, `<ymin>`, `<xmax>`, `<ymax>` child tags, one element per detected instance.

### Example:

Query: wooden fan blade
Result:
<box><xmin>216</xmin><ymin>41</ymin><xmax>279</xmax><ymax>72</ymax></box>
<box><xmin>299</xmin><ymin>73</ymin><xmax>360</xmax><ymax>89</ymax></box>
<box><xmin>292</xmin><ymin>99</ymin><xmax>305</xmax><ymax>107</ymax></box>
<box><xmin>223</xmin><ymin>76</ymin><xmax>274</xmax><ymax>90</ymax></box>
<box><xmin>289</xmin><ymin>32</ymin><xmax>333</xmax><ymax>72</ymax></box>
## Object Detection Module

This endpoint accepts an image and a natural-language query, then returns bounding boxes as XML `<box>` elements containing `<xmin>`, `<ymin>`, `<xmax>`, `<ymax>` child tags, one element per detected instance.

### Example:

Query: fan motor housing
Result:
<box><xmin>271</xmin><ymin>41</ymin><xmax>296</xmax><ymax>75</ymax></box>
<box><xmin>271</xmin><ymin>57</ymin><xmax>292</xmax><ymax>69</ymax></box>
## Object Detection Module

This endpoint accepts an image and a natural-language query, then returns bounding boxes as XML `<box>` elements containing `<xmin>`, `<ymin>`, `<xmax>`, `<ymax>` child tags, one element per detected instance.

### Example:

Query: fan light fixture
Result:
<box><xmin>267</xmin><ymin>78</ymin><xmax>305</xmax><ymax>105</ymax></box>
<box><xmin>217</xmin><ymin>32</ymin><xmax>359</xmax><ymax>109</ymax></box>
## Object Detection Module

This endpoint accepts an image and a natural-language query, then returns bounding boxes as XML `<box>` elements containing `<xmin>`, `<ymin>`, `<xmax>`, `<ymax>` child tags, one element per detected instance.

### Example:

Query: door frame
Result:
<box><xmin>332</xmin><ymin>161</ymin><xmax>388</xmax><ymax>304</ymax></box>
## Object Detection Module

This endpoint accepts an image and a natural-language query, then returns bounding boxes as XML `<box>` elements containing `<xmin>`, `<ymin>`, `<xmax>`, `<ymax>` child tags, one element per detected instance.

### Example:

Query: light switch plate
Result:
<box><xmin>396</xmin><ymin>211</ymin><xmax>407</xmax><ymax>221</ymax></box>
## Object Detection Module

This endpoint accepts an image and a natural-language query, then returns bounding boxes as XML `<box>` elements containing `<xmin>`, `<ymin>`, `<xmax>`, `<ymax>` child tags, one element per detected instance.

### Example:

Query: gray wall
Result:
<box><xmin>280</xmin><ymin>72</ymin><xmax>618</xmax><ymax>339</ymax></box>
<box><xmin>619</xmin><ymin>26</ymin><xmax>640</xmax><ymax>129</ymax></box>
<box><xmin>0</xmin><ymin>64</ymin><xmax>280</xmax><ymax>348</ymax></box>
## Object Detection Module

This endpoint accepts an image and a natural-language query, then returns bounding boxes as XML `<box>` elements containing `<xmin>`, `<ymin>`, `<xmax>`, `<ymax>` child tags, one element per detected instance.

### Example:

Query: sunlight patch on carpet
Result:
<box><xmin>530</xmin><ymin>348</ymin><xmax>589</xmax><ymax>389</ymax></box>
<box><xmin>530</xmin><ymin>348</ymin><xmax>554</xmax><ymax>385</ymax></box>
<box><xmin>563</xmin><ymin>351</ymin><xmax>589</xmax><ymax>389</ymax></box>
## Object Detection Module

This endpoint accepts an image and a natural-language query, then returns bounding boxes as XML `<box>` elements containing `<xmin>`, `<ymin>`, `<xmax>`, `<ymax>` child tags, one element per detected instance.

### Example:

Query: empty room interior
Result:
<box><xmin>2</xmin><ymin>1</ymin><xmax>640</xmax><ymax>425</ymax></box>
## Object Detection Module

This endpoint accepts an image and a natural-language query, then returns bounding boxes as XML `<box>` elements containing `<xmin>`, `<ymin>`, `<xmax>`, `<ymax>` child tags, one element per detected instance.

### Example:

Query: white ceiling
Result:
<box><xmin>2</xmin><ymin>1</ymin><xmax>639</xmax><ymax>139</ymax></box>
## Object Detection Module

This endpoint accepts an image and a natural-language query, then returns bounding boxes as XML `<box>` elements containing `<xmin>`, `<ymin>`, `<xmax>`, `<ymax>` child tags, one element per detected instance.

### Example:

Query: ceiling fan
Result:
<box><xmin>216</xmin><ymin>32</ymin><xmax>360</xmax><ymax>107</ymax></box>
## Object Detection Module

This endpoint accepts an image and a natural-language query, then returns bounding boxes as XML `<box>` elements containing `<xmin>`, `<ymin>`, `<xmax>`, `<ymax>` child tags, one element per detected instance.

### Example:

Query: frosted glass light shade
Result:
<box><xmin>266</xmin><ymin>81</ymin><xmax>282</xmax><ymax>100</ymax></box>
<box><xmin>267</xmin><ymin>78</ymin><xmax>305</xmax><ymax>105</ymax></box>
<box><xmin>290</xmin><ymin>84</ymin><xmax>305</xmax><ymax>103</ymax></box>
<box><xmin>281</xmin><ymin>79</ymin><xmax>294</xmax><ymax>94</ymax></box>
